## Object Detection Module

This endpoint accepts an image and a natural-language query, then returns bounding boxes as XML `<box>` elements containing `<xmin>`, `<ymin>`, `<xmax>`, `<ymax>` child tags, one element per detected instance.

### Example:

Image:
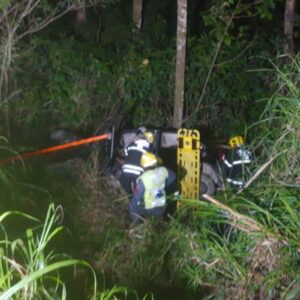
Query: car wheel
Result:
<box><xmin>200</xmin><ymin>174</ymin><xmax>216</xmax><ymax>196</ymax></box>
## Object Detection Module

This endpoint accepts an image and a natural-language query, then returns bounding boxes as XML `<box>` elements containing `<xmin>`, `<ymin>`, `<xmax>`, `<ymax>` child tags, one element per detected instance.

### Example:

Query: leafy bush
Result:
<box><xmin>14</xmin><ymin>36</ymin><xmax>123</xmax><ymax>131</ymax></box>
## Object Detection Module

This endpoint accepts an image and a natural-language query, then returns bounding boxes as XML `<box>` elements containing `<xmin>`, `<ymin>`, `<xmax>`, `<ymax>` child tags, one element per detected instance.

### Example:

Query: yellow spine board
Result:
<box><xmin>177</xmin><ymin>129</ymin><xmax>201</xmax><ymax>199</ymax></box>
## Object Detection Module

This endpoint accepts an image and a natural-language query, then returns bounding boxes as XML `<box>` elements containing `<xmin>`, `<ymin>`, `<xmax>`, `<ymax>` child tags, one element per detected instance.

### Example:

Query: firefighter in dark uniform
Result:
<box><xmin>119</xmin><ymin>130</ymin><xmax>155</xmax><ymax>194</ymax></box>
<box><xmin>222</xmin><ymin>136</ymin><xmax>252</xmax><ymax>188</ymax></box>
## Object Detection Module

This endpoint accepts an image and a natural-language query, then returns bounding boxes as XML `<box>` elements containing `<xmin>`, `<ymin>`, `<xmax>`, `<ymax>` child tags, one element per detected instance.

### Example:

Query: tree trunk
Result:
<box><xmin>75</xmin><ymin>1</ymin><xmax>86</xmax><ymax>29</ymax></box>
<box><xmin>76</xmin><ymin>7</ymin><xmax>86</xmax><ymax>25</ymax></box>
<box><xmin>283</xmin><ymin>0</ymin><xmax>295</xmax><ymax>56</ymax></box>
<box><xmin>74</xmin><ymin>2</ymin><xmax>88</xmax><ymax>39</ymax></box>
<box><xmin>172</xmin><ymin>0</ymin><xmax>187</xmax><ymax>129</ymax></box>
<box><xmin>132</xmin><ymin>0</ymin><xmax>143</xmax><ymax>30</ymax></box>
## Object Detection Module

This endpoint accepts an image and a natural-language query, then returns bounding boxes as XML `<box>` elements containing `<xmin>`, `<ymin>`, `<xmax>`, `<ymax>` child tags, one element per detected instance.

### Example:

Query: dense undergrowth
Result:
<box><xmin>1</xmin><ymin>0</ymin><xmax>278</xmax><ymax>138</ymax></box>
<box><xmin>0</xmin><ymin>0</ymin><xmax>299</xmax><ymax>299</ymax></box>
<box><xmin>50</xmin><ymin>59</ymin><xmax>299</xmax><ymax>299</ymax></box>
<box><xmin>11</xmin><ymin>31</ymin><xmax>272</xmax><ymax>137</ymax></box>
<box><xmin>22</xmin><ymin>60</ymin><xmax>300</xmax><ymax>299</ymax></box>
<box><xmin>0</xmin><ymin>167</ymin><xmax>152</xmax><ymax>299</ymax></box>
<box><xmin>0</xmin><ymin>59</ymin><xmax>299</xmax><ymax>299</ymax></box>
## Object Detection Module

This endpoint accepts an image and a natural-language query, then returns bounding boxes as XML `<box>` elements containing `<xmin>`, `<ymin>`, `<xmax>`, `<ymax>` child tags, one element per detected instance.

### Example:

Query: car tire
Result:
<box><xmin>200</xmin><ymin>174</ymin><xmax>216</xmax><ymax>196</ymax></box>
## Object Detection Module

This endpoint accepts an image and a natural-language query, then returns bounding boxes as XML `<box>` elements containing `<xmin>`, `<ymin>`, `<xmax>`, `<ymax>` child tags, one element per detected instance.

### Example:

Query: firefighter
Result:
<box><xmin>129</xmin><ymin>152</ymin><xmax>176</xmax><ymax>223</ymax></box>
<box><xmin>222</xmin><ymin>135</ymin><xmax>252</xmax><ymax>188</ymax></box>
<box><xmin>119</xmin><ymin>128</ymin><xmax>155</xmax><ymax>193</ymax></box>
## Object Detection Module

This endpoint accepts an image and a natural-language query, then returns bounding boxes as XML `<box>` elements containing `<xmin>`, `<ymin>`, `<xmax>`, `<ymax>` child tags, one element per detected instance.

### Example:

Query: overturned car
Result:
<box><xmin>49</xmin><ymin>126</ymin><xmax>252</xmax><ymax>197</ymax></box>
<box><xmin>105</xmin><ymin>127</ymin><xmax>252</xmax><ymax>197</ymax></box>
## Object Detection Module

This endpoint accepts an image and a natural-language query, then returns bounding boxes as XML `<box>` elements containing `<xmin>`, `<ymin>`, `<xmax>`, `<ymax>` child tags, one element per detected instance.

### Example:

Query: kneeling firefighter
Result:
<box><xmin>129</xmin><ymin>152</ymin><xmax>176</xmax><ymax>223</ymax></box>
<box><xmin>119</xmin><ymin>128</ymin><xmax>155</xmax><ymax>193</ymax></box>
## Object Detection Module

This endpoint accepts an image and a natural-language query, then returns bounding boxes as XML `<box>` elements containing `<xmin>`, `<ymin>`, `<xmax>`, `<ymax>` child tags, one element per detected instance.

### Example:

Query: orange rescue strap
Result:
<box><xmin>0</xmin><ymin>133</ymin><xmax>110</xmax><ymax>165</ymax></box>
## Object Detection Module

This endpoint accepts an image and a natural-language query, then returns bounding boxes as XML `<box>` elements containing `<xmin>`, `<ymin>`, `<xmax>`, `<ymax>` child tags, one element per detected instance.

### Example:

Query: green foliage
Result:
<box><xmin>122</xmin><ymin>45</ymin><xmax>175</xmax><ymax>126</ymax></box>
<box><xmin>0</xmin><ymin>200</ymin><xmax>151</xmax><ymax>299</ymax></box>
<box><xmin>95</xmin><ymin>286</ymin><xmax>153</xmax><ymax>300</ymax></box>
<box><xmin>77</xmin><ymin>160</ymin><xmax>299</xmax><ymax>298</ymax></box>
<box><xmin>12</xmin><ymin>29</ymin><xmax>276</xmax><ymax>135</ymax></box>
<box><xmin>0</xmin><ymin>204</ymin><xmax>97</xmax><ymax>299</ymax></box>
<box><xmin>1</xmin><ymin>1</ymin><xmax>300</xmax><ymax>298</ymax></box>
<box><xmin>0</xmin><ymin>0</ymin><xmax>11</xmax><ymax>10</ymax></box>
<box><xmin>2</xmin><ymin>0</ymin><xmax>282</xmax><ymax>137</ymax></box>
<box><xmin>184</xmin><ymin>33</ymin><xmax>273</xmax><ymax>135</ymax></box>
<box><xmin>250</xmin><ymin>57</ymin><xmax>300</xmax><ymax>186</ymax></box>
<box><xmin>12</xmin><ymin>34</ymin><xmax>176</xmax><ymax>130</ymax></box>
<box><xmin>14</xmin><ymin>36</ymin><xmax>119</xmax><ymax>130</ymax></box>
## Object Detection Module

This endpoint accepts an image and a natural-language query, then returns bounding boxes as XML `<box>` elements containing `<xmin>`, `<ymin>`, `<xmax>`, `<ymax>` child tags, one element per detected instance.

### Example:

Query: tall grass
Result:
<box><xmin>173</xmin><ymin>59</ymin><xmax>300</xmax><ymax>297</ymax></box>
<box><xmin>75</xmin><ymin>58</ymin><xmax>300</xmax><ymax>299</ymax></box>
<box><xmin>250</xmin><ymin>58</ymin><xmax>300</xmax><ymax>188</ymax></box>
<box><xmin>0</xmin><ymin>203</ymin><xmax>98</xmax><ymax>300</ymax></box>
<box><xmin>8</xmin><ymin>57</ymin><xmax>294</xmax><ymax>299</ymax></box>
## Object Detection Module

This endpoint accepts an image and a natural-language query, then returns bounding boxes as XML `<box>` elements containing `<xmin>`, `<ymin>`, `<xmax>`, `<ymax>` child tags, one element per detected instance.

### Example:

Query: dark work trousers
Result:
<box><xmin>119</xmin><ymin>172</ymin><xmax>139</xmax><ymax>194</ymax></box>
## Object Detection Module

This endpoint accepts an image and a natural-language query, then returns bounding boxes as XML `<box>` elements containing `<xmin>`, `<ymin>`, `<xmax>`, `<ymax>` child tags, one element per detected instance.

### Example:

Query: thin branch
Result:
<box><xmin>202</xmin><ymin>193</ymin><xmax>261</xmax><ymax>232</ymax></box>
<box><xmin>12</xmin><ymin>0</ymin><xmax>39</xmax><ymax>36</ymax></box>
<box><xmin>202</xmin><ymin>193</ymin><xmax>300</xmax><ymax>253</ymax></box>
<box><xmin>214</xmin><ymin>32</ymin><xmax>257</xmax><ymax>67</ymax></box>
<box><xmin>2</xmin><ymin>89</ymin><xmax>23</xmax><ymax>104</ymax></box>
<box><xmin>233</xmin><ymin>14</ymin><xmax>258</xmax><ymax>19</ymax></box>
<box><xmin>236</xmin><ymin>151</ymin><xmax>287</xmax><ymax>194</ymax></box>
<box><xmin>239</xmin><ymin>1</ymin><xmax>264</xmax><ymax>7</ymax></box>
<box><xmin>17</xmin><ymin>5</ymin><xmax>75</xmax><ymax>41</ymax></box>
<box><xmin>195</xmin><ymin>0</ymin><xmax>241</xmax><ymax>112</ymax></box>
<box><xmin>182</xmin><ymin>0</ymin><xmax>241</xmax><ymax>125</ymax></box>
<box><xmin>0</xmin><ymin>3</ymin><xmax>20</xmax><ymax>24</ymax></box>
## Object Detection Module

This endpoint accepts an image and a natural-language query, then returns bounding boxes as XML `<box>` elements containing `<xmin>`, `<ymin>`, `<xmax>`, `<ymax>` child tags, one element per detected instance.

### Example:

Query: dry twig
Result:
<box><xmin>202</xmin><ymin>194</ymin><xmax>261</xmax><ymax>232</ymax></box>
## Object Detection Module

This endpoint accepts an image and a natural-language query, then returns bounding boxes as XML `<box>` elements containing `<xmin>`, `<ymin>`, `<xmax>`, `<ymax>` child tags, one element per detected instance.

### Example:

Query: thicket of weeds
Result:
<box><xmin>0</xmin><ymin>152</ymin><xmax>153</xmax><ymax>299</ymax></box>
<box><xmin>2</xmin><ymin>56</ymin><xmax>296</xmax><ymax>299</ymax></box>
<box><xmin>72</xmin><ymin>60</ymin><xmax>300</xmax><ymax>299</ymax></box>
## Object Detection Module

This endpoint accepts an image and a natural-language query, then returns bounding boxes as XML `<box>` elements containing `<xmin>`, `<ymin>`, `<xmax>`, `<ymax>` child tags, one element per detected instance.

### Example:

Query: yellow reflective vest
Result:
<box><xmin>137</xmin><ymin>167</ymin><xmax>169</xmax><ymax>209</ymax></box>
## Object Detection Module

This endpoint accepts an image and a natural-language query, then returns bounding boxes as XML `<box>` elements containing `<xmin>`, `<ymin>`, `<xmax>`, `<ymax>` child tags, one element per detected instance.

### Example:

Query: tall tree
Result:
<box><xmin>284</xmin><ymin>0</ymin><xmax>295</xmax><ymax>56</ymax></box>
<box><xmin>172</xmin><ymin>0</ymin><xmax>187</xmax><ymax>128</ymax></box>
<box><xmin>74</xmin><ymin>1</ymin><xmax>89</xmax><ymax>39</ymax></box>
<box><xmin>75</xmin><ymin>1</ymin><xmax>86</xmax><ymax>26</ymax></box>
<box><xmin>132</xmin><ymin>0</ymin><xmax>143</xmax><ymax>30</ymax></box>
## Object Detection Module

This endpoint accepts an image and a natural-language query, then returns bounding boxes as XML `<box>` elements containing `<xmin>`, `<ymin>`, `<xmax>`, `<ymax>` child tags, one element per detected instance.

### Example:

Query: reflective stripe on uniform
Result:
<box><xmin>122</xmin><ymin>164</ymin><xmax>144</xmax><ymax>175</ymax></box>
<box><xmin>127</xmin><ymin>139</ymin><xmax>150</xmax><ymax>152</ymax></box>
<box><xmin>127</xmin><ymin>146</ymin><xmax>147</xmax><ymax>153</ymax></box>
<box><xmin>135</xmin><ymin>139</ymin><xmax>150</xmax><ymax>147</ymax></box>
<box><xmin>232</xmin><ymin>159</ymin><xmax>251</xmax><ymax>165</ymax></box>
<box><xmin>227</xmin><ymin>178</ymin><xmax>244</xmax><ymax>186</ymax></box>
<box><xmin>223</xmin><ymin>159</ymin><xmax>232</xmax><ymax>168</ymax></box>
<box><xmin>224</xmin><ymin>159</ymin><xmax>251</xmax><ymax>167</ymax></box>
<box><xmin>122</xmin><ymin>169</ymin><xmax>141</xmax><ymax>175</ymax></box>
